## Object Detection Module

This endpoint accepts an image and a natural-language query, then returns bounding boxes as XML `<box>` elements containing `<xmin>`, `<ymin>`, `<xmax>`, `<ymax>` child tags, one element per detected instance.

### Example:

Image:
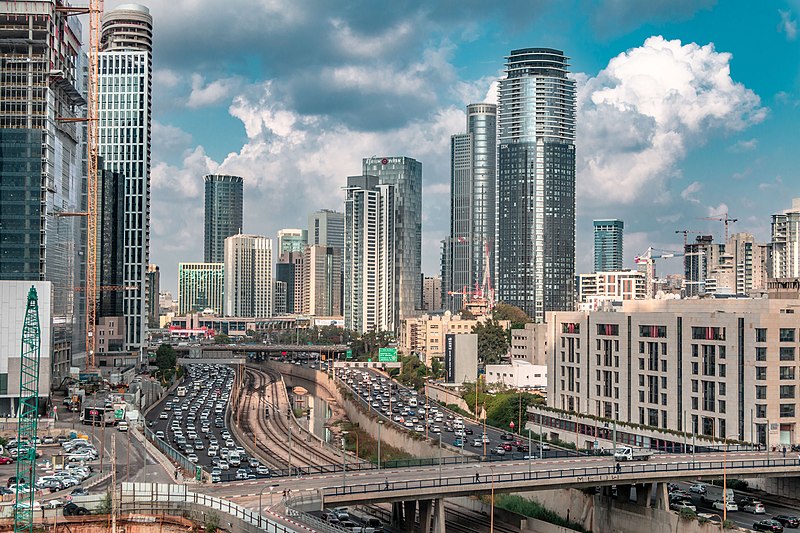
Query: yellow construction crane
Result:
<box><xmin>58</xmin><ymin>0</ymin><xmax>104</xmax><ymax>370</ymax></box>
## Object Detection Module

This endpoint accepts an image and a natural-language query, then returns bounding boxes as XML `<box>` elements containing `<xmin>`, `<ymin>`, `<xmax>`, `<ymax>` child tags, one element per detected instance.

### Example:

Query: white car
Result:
<box><xmin>218</xmin><ymin>460</ymin><xmax>229</xmax><ymax>470</ymax></box>
<box><xmin>712</xmin><ymin>500</ymin><xmax>738</xmax><ymax>512</ymax></box>
<box><xmin>689</xmin><ymin>483</ymin><xmax>706</xmax><ymax>494</ymax></box>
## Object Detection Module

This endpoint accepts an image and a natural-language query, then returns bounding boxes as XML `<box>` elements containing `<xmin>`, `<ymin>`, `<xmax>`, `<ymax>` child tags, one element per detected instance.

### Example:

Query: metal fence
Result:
<box><xmin>325</xmin><ymin>456</ymin><xmax>800</xmax><ymax>497</ymax></box>
<box><xmin>120</xmin><ymin>482</ymin><xmax>298</xmax><ymax>533</ymax></box>
<box><xmin>283</xmin><ymin>494</ymin><xmax>352</xmax><ymax>533</ymax></box>
<box><xmin>143</xmin><ymin>426</ymin><xmax>198</xmax><ymax>477</ymax></box>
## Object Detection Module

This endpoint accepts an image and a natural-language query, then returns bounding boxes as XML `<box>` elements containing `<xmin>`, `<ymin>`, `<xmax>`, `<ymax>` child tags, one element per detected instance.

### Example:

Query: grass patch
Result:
<box><xmin>495</xmin><ymin>494</ymin><xmax>590</xmax><ymax>533</ymax></box>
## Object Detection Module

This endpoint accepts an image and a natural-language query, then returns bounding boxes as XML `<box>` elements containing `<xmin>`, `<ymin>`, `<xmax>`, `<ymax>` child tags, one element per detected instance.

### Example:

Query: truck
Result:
<box><xmin>613</xmin><ymin>446</ymin><xmax>652</xmax><ymax>462</ymax></box>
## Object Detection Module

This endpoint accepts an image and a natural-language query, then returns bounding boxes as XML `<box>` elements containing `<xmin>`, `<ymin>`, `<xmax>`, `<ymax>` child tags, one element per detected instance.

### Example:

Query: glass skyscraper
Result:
<box><xmin>204</xmin><ymin>174</ymin><xmax>244</xmax><ymax>263</ymax></box>
<box><xmin>99</xmin><ymin>3</ymin><xmax>153</xmax><ymax>351</ymax></box>
<box><xmin>444</xmin><ymin>103</ymin><xmax>497</xmax><ymax>312</ymax></box>
<box><xmin>593</xmin><ymin>219</ymin><xmax>624</xmax><ymax>272</ymax></box>
<box><xmin>362</xmin><ymin>157</ymin><xmax>422</xmax><ymax>324</ymax></box>
<box><xmin>496</xmin><ymin>48</ymin><xmax>576</xmax><ymax>322</ymax></box>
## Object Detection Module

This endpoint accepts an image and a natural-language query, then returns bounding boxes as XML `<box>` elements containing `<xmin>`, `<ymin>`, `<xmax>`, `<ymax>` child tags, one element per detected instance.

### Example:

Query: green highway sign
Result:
<box><xmin>346</xmin><ymin>349</ymin><xmax>353</xmax><ymax>360</ymax></box>
<box><xmin>114</xmin><ymin>408</ymin><xmax>125</xmax><ymax>420</ymax></box>
<box><xmin>378</xmin><ymin>347</ymin><xmax>398</xmax><ymax>362</ymax></box>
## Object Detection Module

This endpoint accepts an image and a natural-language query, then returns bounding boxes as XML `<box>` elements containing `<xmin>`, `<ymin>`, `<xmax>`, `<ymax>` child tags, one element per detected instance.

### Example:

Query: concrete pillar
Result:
<box><xmin>653</xmin><ymin>482</ymin><xmax>669</xmax><ymax>510</ymax></box>
<box><xmin>643</xmin><ymin>483</ymin><xmax>654</xmax><ymax>508</ymax></box>
<box><xmin>391</xmin><ymin>501</ymin><xmax>404</xmax><ymax>528</ymax></box>
<box><xmin>403</xmin><ymin>500</ymin><xmax>417</xmax><ymax>532</ymax></box>
<box><xmin>432</xmin><ymin>498</ymin><xmax>446</xmax><ymax>533</ymax></box>
<box><xmin>419</xmin><ymin>499</ymin><xmax>433</xmax><ymax>533</ymax></box>
<box><xmin>617</xmin><ymin>484</ymin><xmax>631</xmax><ymax>502</ymax></box>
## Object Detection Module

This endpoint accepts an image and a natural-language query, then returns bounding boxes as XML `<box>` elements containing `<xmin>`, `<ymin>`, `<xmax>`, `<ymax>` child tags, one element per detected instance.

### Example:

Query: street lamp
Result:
<box><xmin>722</xmin><ymin>433</ymin><xmax>738</xmax><ymax>525</ymax></box>
<box><xmin>258</xmin><ymin>483</ymin><xmax>279</xmax><ymax>518</ymax></box>
<box><xmin>341</xmin><ymin>433</ymin><xmax>347</xmax><ymax>489</ymax></box>
<box><xmin>489</xmin><ymin>464</ymin><xmax>496</xmax><ymax>533</ymax></box>
<box><xmin>377</xmin><ymin>421</ymin><xmax>384</xmax><ymax>470</ymax></box>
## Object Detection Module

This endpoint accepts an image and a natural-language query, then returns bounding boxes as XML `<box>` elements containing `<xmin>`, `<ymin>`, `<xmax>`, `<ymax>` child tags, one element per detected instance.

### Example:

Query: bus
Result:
<box><xmin>176</xmin><ymin>386</ymin><xmax>187</xmax><ymax>397</ymax></box>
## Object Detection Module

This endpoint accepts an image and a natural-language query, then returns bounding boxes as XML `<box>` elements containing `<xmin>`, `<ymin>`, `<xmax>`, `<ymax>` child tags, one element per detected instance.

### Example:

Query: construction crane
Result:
<box><xmin>14</xmin><ymin>287</ymin><xmax>41</xmax><ymax>533</ymax></box>
<box><xmin>674</xmin><ymin>229</ymin><xmax>702</xmax><ymax>247</ymax></box>
<box><xmin>634</xmin><ymin>248</ymin><xmax>685</xmax><ymax>299</ymax></box>
<box><xmin>699</xmin><ymin>212</ymin><xmax>738</xmax><ymax>242</ymax></box>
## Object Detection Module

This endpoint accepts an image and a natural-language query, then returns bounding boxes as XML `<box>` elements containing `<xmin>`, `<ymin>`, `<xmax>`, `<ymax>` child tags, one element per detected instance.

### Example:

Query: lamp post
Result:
<box><xmin>489</xmin><ymin>464</ymin><xmax>496</xmax><ymax>533</ymax></box>
<box><xmin>259</xmin><ymin>483</ymin><xmax>279</xmax><ymax>518</ymax></box>
<box><xmin>722</xmin><ymin>433</ymin><xmax>738</xmax><ymax>525</ymax></box>
<box><xmin>341</xmin><ymin>433</ymin><xmax>347</xmax><ymax>489</ymax></box>
<box><xmin>377</xmin><ymin>421</ymin><xmax>384</xmax><ymax>470</ymax></box>
<box><xmin>438</xmin><ymin>434</ymin><xmax>443</xmax><ymax>483</ymax></box>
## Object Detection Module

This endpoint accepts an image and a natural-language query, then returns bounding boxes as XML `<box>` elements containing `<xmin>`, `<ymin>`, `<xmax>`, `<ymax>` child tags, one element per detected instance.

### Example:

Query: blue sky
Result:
<box><xmin>104</xmin><ymin>0</ymin><xmax>800</xmax><ymax>294</ymax></box>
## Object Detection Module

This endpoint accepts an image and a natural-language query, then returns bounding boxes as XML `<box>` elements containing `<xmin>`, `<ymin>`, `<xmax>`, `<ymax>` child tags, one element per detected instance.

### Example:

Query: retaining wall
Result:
<box><xmin>263</xmin><ymin>361</ymin><xmax>463</xmax><ymax>460</ymax></box>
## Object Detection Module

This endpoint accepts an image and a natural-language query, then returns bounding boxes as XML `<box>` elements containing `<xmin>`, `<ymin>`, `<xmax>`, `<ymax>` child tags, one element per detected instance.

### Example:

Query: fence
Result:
<box><xmin>143</xmin><ymin>426</ymin><xmax>199</xmax><ymax>478</ymax></box>
<box><xmin>283</xmin><ymin>494</ymin><xmax>352</xmax><ymax>533</ymax></box>
<box><xmin>120</xmin><ymin>482</ymin><xmax>299</xmax><ymax>533</ymax></box>
<box><xmin>325</xmin><ymin>456</ymin><xmax>800</xmax><ymax>498</ymax></box>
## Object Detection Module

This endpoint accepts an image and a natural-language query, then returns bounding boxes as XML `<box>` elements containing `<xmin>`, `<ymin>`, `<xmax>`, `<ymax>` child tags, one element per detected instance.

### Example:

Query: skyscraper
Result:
<box><xmin>178</xmin><ymin>263</ymin><xmax>224</xmax><ymax>315</ymax></box>
<box><xmin>344</xmin><ymin>175</ymin><xmax>396</xmax><ymax>333</ymax></box>
<box><xmin>146</xmin><ymin>264</ymin><xmax>160</xmax><ymax>328</ymax></box>
<box><xmin>277</xmin><ymin>229</ymin><xmax>308</xmax><ymax>254</ymax></box>
<box><xmin>224</xmin><ymin>234</ymin><xmax>273</xmax><ymax>317</ymax></box>
<box><xmin>302</xmin><ymin>245</ymin><xmax>342</xmax><ymax>316</ymax></box>
<box><xmin>496</xmin><ymin>48</ymin><xmax>576</xmax><ymax>321</ymax></box>
<box><xmin>204</xmin><ymin>174</ymin><xmax>244</xmax><ymax>263</ymax></box>
<box><xmin>99</xmin><ymin>3</ymin><xmax>153</xmax><ymax>351</ymax></box>
<box><xmin>0</xmin><ymin>1</ymin><xmax>85</xmax><ymax>377</ymax></box>
<box><xmin>593</xmin><ymin>219</ymin><xmax>624</xmax><ymax>272</ymax></box>
<box><xmin>362</xmin><ymin>157</ymin><xmax>422</xmax><ymax>322</ymax></box>
<box><xmin>770</xmin><ymin>198</ymin><xmax>800</xmax><ymax>279</ymax></box>
<box><xmin>97</xmin><ymin>164</ymin><xmax>125</xmax><ymax>320</ymax></box>
<box><xmin>444</xmin><ymin>103</ymin><xmax>497</xmax><ymax>312</ymax></box>
<box><xmin>308</xmin><ymin>210</ymin><xmax>345</xmax><ymax>249</ymax></box>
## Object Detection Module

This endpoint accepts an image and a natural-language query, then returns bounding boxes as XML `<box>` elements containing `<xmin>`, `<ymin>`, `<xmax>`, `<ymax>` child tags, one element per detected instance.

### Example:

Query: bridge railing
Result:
<box><xmin>324</xmin><ymin>456</ymin><xmax>800</xmax><ymax>498</ymax></box>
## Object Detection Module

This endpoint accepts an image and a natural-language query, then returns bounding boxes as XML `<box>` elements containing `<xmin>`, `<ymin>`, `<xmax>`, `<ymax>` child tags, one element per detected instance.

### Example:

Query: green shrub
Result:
<box><xmin>495</xmin><ymin>494</ymin><xmax>590</xmax><ymax>533</ymax></box>
<box><xmin>679</xmin><ymin>507</ymin><xmax>697</xmax><ymax>521</ymax></box>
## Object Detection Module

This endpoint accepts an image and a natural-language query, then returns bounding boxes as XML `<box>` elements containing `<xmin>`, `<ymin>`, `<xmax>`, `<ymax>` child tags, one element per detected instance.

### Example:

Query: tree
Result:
<box><xmin>155</xmin><ymin>344</ymin><xmax>176</xmax><ymax>371</ymax></box>
<box><xmin>493</xmin><ymin>303</ymin><xmax>532</xmax><ymax>329</ymax></box>
<box><xmin>214</xmin><ymin>333</ymin><xmax>231</xmax><ymax>344</ymax></box>
<box><xmin>472</xmin><ymin>319</ymin><xmax>509</xmax><ymax>364</ymax></box>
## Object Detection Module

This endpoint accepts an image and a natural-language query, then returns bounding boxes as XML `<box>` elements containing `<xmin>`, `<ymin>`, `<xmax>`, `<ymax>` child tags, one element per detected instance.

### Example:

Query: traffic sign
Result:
<box><xmin>378</xmin><ymin>347</ymin><xmax>398</xmax><ymax>362</ymax></box>
<box><xmin>346</xmin><ymin>349</ymin><xmax>353</xmax><ymax>360</ymax></box>
<box><xmin>89</xmin><ymin>409</ymin><xmax>98</xmax><ymax>416</ymax></box>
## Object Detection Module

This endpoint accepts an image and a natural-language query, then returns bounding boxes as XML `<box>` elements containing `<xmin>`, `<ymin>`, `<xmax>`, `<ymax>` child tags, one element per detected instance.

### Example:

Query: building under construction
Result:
<box><xmin>0</xmin><ymin>0</ymin><xmax>86</xmax><ymax>382</ymax></box>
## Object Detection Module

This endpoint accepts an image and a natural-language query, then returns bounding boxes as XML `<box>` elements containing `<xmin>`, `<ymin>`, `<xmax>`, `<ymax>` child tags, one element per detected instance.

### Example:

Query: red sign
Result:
<box><xmin>509</xmin><ymin>421</ymin><xmax>515</xmax><ymax>429</ymax></box>
<box><xmin>381</xmin><ymin>158</ymin><xmax>388</xmax><ymax>165</ymax></box>
<box><xmin>89</xmin><ymin>409</ymin><xmax>98</xmax><ymax>415</ymax></box>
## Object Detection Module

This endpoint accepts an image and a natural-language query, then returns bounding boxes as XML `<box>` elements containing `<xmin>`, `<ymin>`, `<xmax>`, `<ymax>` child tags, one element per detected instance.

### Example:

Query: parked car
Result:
<box><xmin>0</xmin><ymin>457</ymin><xmax>13</xmax><ymax>465</ymax></box>
<box><xmin>753</xmin><ymin>519</ymin><xmax>784</xmax><ymax>532</ymax></box>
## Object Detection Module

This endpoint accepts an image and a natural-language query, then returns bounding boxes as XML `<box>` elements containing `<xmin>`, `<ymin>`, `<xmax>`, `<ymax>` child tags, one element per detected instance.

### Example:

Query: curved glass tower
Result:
<box><xmin>496</xmin><ymin>48</ymin><xmax>576</xmax><ymax>321</ymax></box>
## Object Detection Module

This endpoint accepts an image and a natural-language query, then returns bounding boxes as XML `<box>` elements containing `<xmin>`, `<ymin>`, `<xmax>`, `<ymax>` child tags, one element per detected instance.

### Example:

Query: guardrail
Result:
<box><xmin>324</xmin><ymin>456</ymin><xmax>800</xmax><ymax>498</ymax></box>
<box><xmin>284</xmin><ymin>494</ymin><xmax>350</xmax><ymax>533</ymax></box>
<box><xmin>120</xmin><ymin>482</ymin><xmax>299</xmax><ymax>533</ymax></box>
<box><xmin>144</xmin><ymin>426</ymin><xmax>198</xmax><ymax>477</ymax></box>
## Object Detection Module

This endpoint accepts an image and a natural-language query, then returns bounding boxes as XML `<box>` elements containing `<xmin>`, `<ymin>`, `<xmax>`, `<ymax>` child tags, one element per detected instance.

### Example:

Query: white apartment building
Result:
<box><xmin>575</xmin><ymin>270</ymin><xmax>646</xmax><ymax>311</ymax></box>
<box><xmin>548</xmin><ymin>298</ymin><xmax>800</xmax><ymax>446</ymax></box>
<box><xmin>486</xmin><ymin>360</ymin><xmax>547</xmax><ymax>389</ymax></box>
<box><xmin>224</xmin><ymin>234</ymin><xmax>273</xmax><ymax>318</ymax></box>
<box><xmin>771</xmin><ymin>198</ymin><xmax>800</xmax><ymax>279</ymax></box>
<box><xmin>344</xmin><ymin>175</ymin><xmax>395</xmax><ymax>333</ymax></box>
<box><xmin>302</xmin><ymin>245</ymin><xmax>342</xmax><ymax>317</ymax></box>
<box><xmin>509</xmin><ymin>322</ymin><xmax>548</xmax><ymax>364</ymax></box>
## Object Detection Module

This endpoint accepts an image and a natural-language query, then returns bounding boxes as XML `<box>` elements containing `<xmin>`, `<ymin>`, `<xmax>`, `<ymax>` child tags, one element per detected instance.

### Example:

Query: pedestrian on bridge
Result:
<box><xmin>385</xmin><ymin>478</ymin><xmax>389</xmax><ymax>490</ymax></box>
<box><xmin>783</xmin><ymin>446</ymin><xmax>788</xmax><ymax>458</ymax></box>
<box><xmin>475</xmin><ymin>472</ymin><xmax>480</xmax><ymax>483</ymax></box>
<box><xmin>615</xmin><ymin>463</ymin><xmax>621</xmax><ymax>474</ymax></box>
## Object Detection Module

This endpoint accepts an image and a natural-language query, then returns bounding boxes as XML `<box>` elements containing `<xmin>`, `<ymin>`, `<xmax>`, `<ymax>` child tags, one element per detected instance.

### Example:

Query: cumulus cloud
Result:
<box><xmin>187</xmin><ymin>75</ymin><xmax>242</xmax><ymax>109</ymax></box>
<box><xmin>779</xmin><ymin>10</ymin><xmax>798</xmax><ymax>40</ymax></box>
<box><xmin>728</xmin><ymin>138</ymin><xmax>758</xmax><ymax>152</ymax></box>
<box><xmin>577</xmin><ymin>36</ymin><xmax>767</xmax><ymax>205</ymax></box>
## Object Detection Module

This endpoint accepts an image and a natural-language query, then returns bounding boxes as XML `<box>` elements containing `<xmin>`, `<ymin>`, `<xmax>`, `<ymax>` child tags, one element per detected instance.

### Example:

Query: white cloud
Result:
<box><xmin>152</xmin><ymin>121</ymin><xmax>193</xmax><ymax>154</ymax></box>
<box><xmin>577</xmin><ymin>36</ymin><xmax>767</xmax><ymax>205</ymax></box>
<box><xmin>680</xmin><ymin>181</ymin><xmax>703</xmax><ymax>203</ymax></box>
<box><xmin>779</xmin><ymin>10</ymin><xmax>798</xmax><ymax>40</ymax></box>
<box><xmin>728</xmin><ymin>138</ymin><xmax>758</xmax><ymax>152</ymax></box>
<box><xmin>329</xmin><ymin>18</ymin><xmax>414</xmax><ymax>58</ymax></box>
<box><xmin>187</xmin><ymin>75</ymin><xmax>242</xmax><ymax>109</ymax></box>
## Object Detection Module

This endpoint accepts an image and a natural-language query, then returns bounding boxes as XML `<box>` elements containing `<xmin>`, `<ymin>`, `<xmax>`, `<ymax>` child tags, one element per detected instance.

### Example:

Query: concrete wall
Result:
<box><xmin>263</xmin><ymin>361</ymin><xmax>463</xmax><ymax>460</ymax></box>
<box><xmin>750</xmin><ymin>476</ymin><xmax>800</xmax><ymax>499</ymax></box>
<box><xmin>425</xmin><ymin>381</ymin><xmax>472</xmax><ymax>413</ymax></box>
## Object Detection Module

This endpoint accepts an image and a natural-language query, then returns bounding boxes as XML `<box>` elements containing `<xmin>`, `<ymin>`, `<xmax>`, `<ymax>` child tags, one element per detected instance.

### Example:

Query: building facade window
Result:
<box><xmin>781</xmin><ymin>366</ymin><xmax>796</xmax><ymax>380</ymax></box>
<box><xmin>780</xmin><ymin>347</ymin><xmax>796</xmax><ymax>361</ymax></box>
<box><xmin>780</xmin><ymin>404</ymin><xmax>796</xmax><ymax>418</ymax></box>
<box><xmin>756</xmin><ymin>328</ymin><xmax>767</xmax><ymax>343</ymax></box>
<box><xmin>780</xmin><ymin>328</ymin><xmax>796</xmax><ymax>342</ymax></box>
<box><xmin>756</xmin><ymin>347</ymin><xmax>767</xmax><ymax>361</ymax></box>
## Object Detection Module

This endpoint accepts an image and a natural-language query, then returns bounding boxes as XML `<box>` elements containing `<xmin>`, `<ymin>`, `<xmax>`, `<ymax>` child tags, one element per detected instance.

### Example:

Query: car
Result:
<box><xmin>754</xmin><ymin>519</ymin><xmax>785</xmax><ymax>532</ymax></box>
<box><xmin>249</xmin><ymin>457</ymin><xmax>260</xmax><ymax>468</ymax></box>
<box><xmin>712</xmin><ymin>500</ymin><xmax>738</xmax><ymax>512</ymax></box>
<box><xmin>211</xmin><ymin>473</ymin><xmax>221</xmax><ymax>483</ymax></box>
<box><xmin>471</xmin><ymin>439</ymin><xmax>482</xmax><ymax>447</ymax></box>
<box><xmin>159</xmin><ymin>412</ymin><xmax>168</xmax><ymax>419</ymax></box>
<box><xmin>0</xmin><ymin>457</ymin><xmax>13</xmax><ymax>465</ymax></box>
<box><xmin>187</xmin><ymin>453</ymin><xmax>199</xmax><ymax>463</ymax></box>
<box><xmin>670</xmin><ymin>500</ymin><xmax>697</xmax><ymax>512</ymax></box>
<box><xmin>464</xmin><ymin>428</ymin><xmax>474</xmax><ymax>435</ymax></box>
<box><xmin>669</xmin><ymin>491</ymin><xmax>692</xmax><ymax>502</ymax></box>
<box><xmin>71</xmin><ymin>487</ymin><xmax>89</xmax><ymax>497</ymax></box>
<box><xmin>689</xmin><ymin>483</ymin><xmax>707</xmax><ymax>494</ymax></box>
<box><xmin>500</xmin><ymin>433</ymin><xmax>514</xmax><ymax>441</ymax></box>
<box><xmin>155</xmin><ymin>431</ymin><xmax>165</xmax><ymax>439</ymax></box>
<box><xmin>218</xmin><ymin>460</ymin><xmax>229</xmax><ymax>470</ymax></box>
<box><xmin>43</xmin><ymin>499</ymin><xmax>64</xmax><ymax>509</ymax></box>
<box><xmin>773</xmin><ymin>516</ymin><xmax>800</xmax><ymax>528</ymax></box>
<box><xmin>517</xmin><ymin>444</ymin><xmax>530</xmax><ymax>453</ymax></box>
<box><xmin>256</xmin><ymin>465</ymin><xmax>270</xmax><ymax>476</ymax></box>
<box><xmin>744</xmin><ymin>502</ymin><xmax>767</xmax><ymax>514</ymax></box>
<box><xmin>481</xmin><ymin>434</ymin><xmax>490</xmax><ymax>444</ymax></box>
<box><xmin>502</xmin><ymin>443</ymin><xmax>513</xmax><ymax>451</ymax></box>
<box><xmin>493</xmin><ymin>447</ymin><xmax>506</xmax><ymax>456</ymax></box>
<box><xmin>235</xmin><ymin>468</ymin><xmax>249</xmax><ymax>480</ymax></box>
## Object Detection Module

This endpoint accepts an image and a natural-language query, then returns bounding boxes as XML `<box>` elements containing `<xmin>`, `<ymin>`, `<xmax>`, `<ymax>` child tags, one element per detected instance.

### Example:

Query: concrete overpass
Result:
<box><xmin>174</xmin><ymin>344</ymin><xmax>349</xmax><ymax>357</ymax></box>
<box><xmin>204</xmin><ymin>451</ymin><xmax>800</xmax><ymax>532</ymax></box>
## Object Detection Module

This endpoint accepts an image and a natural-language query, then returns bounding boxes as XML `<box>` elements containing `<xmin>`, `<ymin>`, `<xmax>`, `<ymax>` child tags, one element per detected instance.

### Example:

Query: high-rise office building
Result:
<box><xmin>177</xmin><ymin>263</ymin><xmax>224</xmax><ymax>315</ymax></box>
<box><xmin>344</xmin><ymin>175</ymin><xmax>396</xmax><ymax>333</ymax></box>
<box><xmin>224</xmin><ymin>234</ymin><xmax>273</xmax><ymax>317</ymax></box>
<box><xmin>277</xmin><ymin>229</ymin><xmax>308</xmax><ymax>255</ymax></box>
<box><xmin>273</xmin><ymin>280</ymin><xmax>287</xmax><ymax>315</ymax></box>
<box><xmin>362</xmin><ymin>157</ymin><xmax>422</xmax><ymax>321</ymax></box>
<box><xmin>770</xmin><ymin>198</ymin><xmax>800</xmax><ymax>279</ymax></box>
<box><xmin>496</xmin><ymin>48</ymin><xmax>576</xmax><ymax>322</ymax></box>
<box><xmin>97</xmin><ymin>164</ymin><xmax>125</xmax><ymax>320</ymax></box>
<box><xmin>302</xmin><ymin>245</ymin><xmax>342</xmax><ymax>316</ymax></box>
<box><xmin>146</xmin><ymin>264</ymin><xmax>160</xmax><ymax>328</ymax></box>
<box><xmin>308</xmin><ymin>210</ymin><xmax>345</xmax><ymax>249</ymax></box>
<box><xmin>421</xmin><ymin>276</ymin><xmax>442</xmax><ymax>312</ymax></box>
<box><xmin>204</xmin><ymin>174</ymin><xmax>244</xmax><ymax>263</ymax></box>
<box><xmin>275</xmin><ymin>261</ymin><xmax>297</xmax><ymax>313</ymax></box>
<box><xmin>99</xmin><ymin>3</ymin><xmax>153</xmax><ymax>351</ymax></box>
<box><xmin>444</xmin><ymin>104</ymin><xmax>497</xmax><ymax>312</ymax></box>
<box><xmin>593</xmin><ymin>219</ymin><xmax>624</xmax><ymax>272</ymax></box>
<box><xmin>0</xmin><ymin>1</ymin><xmax>85</xmax><ymax>378</ymax></box>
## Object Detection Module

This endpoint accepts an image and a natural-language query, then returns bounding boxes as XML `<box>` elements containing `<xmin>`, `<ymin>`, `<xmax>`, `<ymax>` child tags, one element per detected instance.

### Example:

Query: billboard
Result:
<box><xmin>378</xmin><ymin>347</ymin><xmax>398</xmax><ymax>362</ymax></box>
<box><xmin>444</xmin><ymin>334</ymin><xmax>455</xmax><ymax>383</ymax></box>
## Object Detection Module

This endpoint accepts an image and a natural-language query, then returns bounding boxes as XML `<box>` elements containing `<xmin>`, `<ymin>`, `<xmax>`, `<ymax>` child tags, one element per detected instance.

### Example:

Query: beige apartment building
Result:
<box><xmin>509</xmin><ymin>322</ymin><xmax>548</xmax><ymax>365</ymax></box>
<box><xmin>400</xmin><ymin>311</ymin><xmax>509</xmax><ymax>361</ymax></box>
<box><xmin>548</xmin><ymin>297</ymin><xmax>800</xmax><ymax>446</ymax></box>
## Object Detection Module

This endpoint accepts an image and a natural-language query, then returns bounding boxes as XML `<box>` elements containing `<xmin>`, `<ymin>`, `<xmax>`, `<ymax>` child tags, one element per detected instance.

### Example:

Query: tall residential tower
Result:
<box><xmin>99</xmin><ymin>3</ymin><xmax>153</xmax><ymax>351</ymax></box>
<box><xmin>444</xmin><ymin>103</ymin><xmax>497</xmax><ymax>312</ymax></box>
<box><xmin>223</xmin><ymin>234</ymin><xmax>273</xmax><ymax>317</ymax></box>
<box><xmin>593</xmin><ymin>219</ymin><xmax>624</xmax><ymax>272</ymax></box>
<box><xmin>204</xmin><ymin>174</ymin><xmax>243</xmax><ymax>263</ymax></box>
<box><xmin>496</xmin><ymin>48</ymin><xmax>576</xmax><ymax>321</ymax></box>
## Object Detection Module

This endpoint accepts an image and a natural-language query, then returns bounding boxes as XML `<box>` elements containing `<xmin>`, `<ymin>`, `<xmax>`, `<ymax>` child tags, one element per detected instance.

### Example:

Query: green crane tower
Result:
<box><xmin>14</xmin><ymin>287</ymin><xmax>41</xmax><ymax>533</ymax></box>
